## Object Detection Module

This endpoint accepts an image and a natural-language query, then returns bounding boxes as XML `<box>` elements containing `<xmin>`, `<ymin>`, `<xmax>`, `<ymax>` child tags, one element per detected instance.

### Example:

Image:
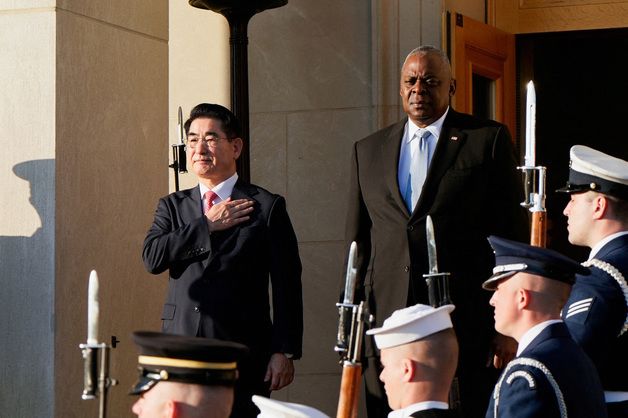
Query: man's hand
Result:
<box><xmin>205</xmin><ymin>198</ymin><xmax>254</xmax><ymax>232</ymax></box>
<box><xmin>264</xmin><ymin>353</ymin><xmax>294</xmax><ymax>391</ymax></box>
<box><xmin>488</xmin><ymin>333</ymin><xmax>518</xmax><ymax>369</ymax></box>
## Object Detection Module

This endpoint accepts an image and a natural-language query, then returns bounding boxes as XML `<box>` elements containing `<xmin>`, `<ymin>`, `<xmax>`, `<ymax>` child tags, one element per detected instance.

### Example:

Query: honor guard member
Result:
<box><xmin>366</xmin><ymin>304</ymin><xmax>459</xmax><ymax>418</ymax></box>
<box><xmin>483</xmin><ymin>236</ymin><xmax>607</xmax><ymax>418</ymax></box>
<box><xmin>557</xmin><ymin>145</ymin><xmax>628</xmax><ymax>418</ymax></box>
<box><xmin>130</xmin><ymin>331</ymin><xmax>248</xmax><ymax>418</ymax></box>
<box><xmin>251</xmin><ymin>395</ymin><xmax>330</xmax><ymax>418</ymax></box>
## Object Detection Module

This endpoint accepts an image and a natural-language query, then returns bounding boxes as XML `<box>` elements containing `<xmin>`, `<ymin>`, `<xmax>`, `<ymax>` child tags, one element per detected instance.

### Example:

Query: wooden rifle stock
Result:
<box><xmin>336</xmin><ymin>362</ymin><xmax>361</xmax><ymax>418</ymax></box>
<box><xmin>530</xmin><ymin>210</ymin><xmax>547</xmax><ymax>247</ymax></box>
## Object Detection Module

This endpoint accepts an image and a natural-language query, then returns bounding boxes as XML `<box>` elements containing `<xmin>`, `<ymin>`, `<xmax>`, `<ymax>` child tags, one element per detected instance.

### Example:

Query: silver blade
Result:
<box><xmin>426</xmin><ymin>215</ymin><xmax>439</xmax><ymax>274</ymax></box>
<box><xmin>343</xmin><ymin>241</ymin><xmax>358</xmax><ymax>304</ymax></box>
<box><xmin>177</xmin><ymin>106</ymin><xmax>185</xmax><ymax>144</ymax></box>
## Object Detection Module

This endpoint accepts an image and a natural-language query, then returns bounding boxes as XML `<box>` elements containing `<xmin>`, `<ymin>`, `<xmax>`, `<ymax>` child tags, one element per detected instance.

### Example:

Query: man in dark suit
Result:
<box><xmin>143</xmin><ymin>103</ymin><xmax>303</xmax><ymax>418</ymax></box>
<box><xmin>557</xmin><ymin>145</ymin><xmax>628</xmax><ymax>417</ymax></box>
<box><xmin>344</xmin><ymin>46</ymin><xmax>528</xmax><ymax>417</ymax></box>
<box><xmin>367</xmin><ymin>304</ymin><xmax>459</xmax><ymax>418</ymax></box>
<box><xmin>483</xmin><ymin>236</ymin><xmax>606</xmax><ymax>418</ymax></box>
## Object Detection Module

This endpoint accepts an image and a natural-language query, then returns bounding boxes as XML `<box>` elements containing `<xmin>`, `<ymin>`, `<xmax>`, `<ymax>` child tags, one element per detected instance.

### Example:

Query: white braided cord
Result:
<box><xmin>493</xmin><ymin>357</ymin><xmax>567</xmax><ymax>418</ymax></box>
<box><xmin>582</xmin><ymin>259</ymin><xmax>628</xmax><ymax>336</ymax></box>
<box><xmin>506</xmin><ymin>370</ymin><xmax>536</xmax><ymax>388</ymax></box>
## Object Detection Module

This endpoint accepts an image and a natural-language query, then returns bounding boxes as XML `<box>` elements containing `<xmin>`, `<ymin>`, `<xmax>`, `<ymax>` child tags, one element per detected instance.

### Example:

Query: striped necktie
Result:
<box><xmin>203</xmin><ymin>190</ymin><xmax>217</xmax><ymax>214</ymax></box>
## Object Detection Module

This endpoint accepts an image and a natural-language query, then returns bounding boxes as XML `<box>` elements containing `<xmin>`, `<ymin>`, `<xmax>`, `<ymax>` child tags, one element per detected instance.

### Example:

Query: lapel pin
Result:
<box><xmin>450</xmin><ymin>136</ymin><xmax>459</xmax><ymax>141</ymax></box>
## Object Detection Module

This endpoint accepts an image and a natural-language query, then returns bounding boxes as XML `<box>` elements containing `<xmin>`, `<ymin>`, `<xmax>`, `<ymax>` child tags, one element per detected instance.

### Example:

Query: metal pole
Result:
<box><xmin>188</xmin><ymin>0</ymin><xmax>289</xmax><ymax>183</ymax></box>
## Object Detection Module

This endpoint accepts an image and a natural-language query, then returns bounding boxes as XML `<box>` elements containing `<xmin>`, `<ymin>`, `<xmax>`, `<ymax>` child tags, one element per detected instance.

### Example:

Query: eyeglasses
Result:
<box><xmin>185</xmin><ymin>134</ymin><xmax>234</xmax><ymax>148</ymax></box>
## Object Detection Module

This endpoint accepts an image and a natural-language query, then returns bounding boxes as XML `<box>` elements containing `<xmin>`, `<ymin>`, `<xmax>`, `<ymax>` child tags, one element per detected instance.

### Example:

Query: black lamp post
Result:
<box><xmin>188</xmin><ymin>0</ymin><xmax>288</xmax><ymax>183</ymax></box>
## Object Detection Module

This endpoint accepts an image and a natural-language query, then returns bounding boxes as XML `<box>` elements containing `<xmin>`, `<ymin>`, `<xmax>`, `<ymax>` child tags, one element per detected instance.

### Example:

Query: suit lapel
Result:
<box><xmin>383</xmin><ymin>120</ymin><xmax>411</xmax><ymax>217</ymax></box>
<box><xmin>181</xmin><ymin>186</ymin><xmax>203</xmax><ymax>221</ymax></box>
<box><xmin>176</xmin><ymin>186</ymin><xmax>216</xmax><ymax>269</ymax></box>
<box><xmin>230</xmin><ymin>179</ymin><xmax>258</xmax><ymax>202</ymax></box>
<box><xmin>203</xmin><ymin>179</ymin><xmax>259</xmax><ymax>268</ymax></box>
<box><xmin>412</xmin><ymin>111</ymin><xmax>466</xmax><ymax>221</ymax></box>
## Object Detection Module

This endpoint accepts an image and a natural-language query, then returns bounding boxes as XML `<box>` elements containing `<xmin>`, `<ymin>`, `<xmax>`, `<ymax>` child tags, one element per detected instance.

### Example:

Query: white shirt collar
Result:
<box><xmin>516</xmin><ymin>319</ymin><xmax>562</xmax><ymax>356</ymax></box>
<box><xmin>589</xmin><ymin>230</ymin><xmax>628</xmax><ymax>259</ymax></box>
<box><xmin>406</xmin><ymin>106</ymin><xmax>449</xmax><ymax>143</ymax></box>
<box><xmin>388</xmin><ymin>401</ymin><xmax>448</xmax><ymax>418</ymax></box>
<box><xmin>199</xmin><ymin>172</ymin><xmax>239</xmax><ymax>204</ymax></box>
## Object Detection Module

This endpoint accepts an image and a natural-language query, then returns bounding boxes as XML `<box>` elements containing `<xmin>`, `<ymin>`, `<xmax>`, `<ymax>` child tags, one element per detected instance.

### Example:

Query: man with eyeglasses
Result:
<box><xmin>143</xmin><ymin>103</ymin><xmax>303</xmax><ymax>418</ymax></box>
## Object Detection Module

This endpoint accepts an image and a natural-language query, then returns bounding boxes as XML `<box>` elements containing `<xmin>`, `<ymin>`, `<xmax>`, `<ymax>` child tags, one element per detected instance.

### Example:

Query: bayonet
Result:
<box><xmin>336</xmin><ymin>242</ymin><xmax>359</xmax><ymax>356</ymax></box>
<box><xmin>342</xmin><ymin>242</ymin><xmax>357</xmax><ymax>305</ymax></box>
<box><xmin>423</xmin><ymin>215</ymin><xmax>458</xmax><ymax>410</ymax></box>
<box><xmin>423</xmin><ymin>215</ymin><xmax>452</xmax><ymax>307</ymax></box>
<box><xmin>426</xmin><ymin>215</ymin><xmax>439</xmax><ymax>275</ymax></box>
<box><xmin>518</xmin><ymin>81</ymin><xmax>547</xmax><ymax>247</ymax></box>
<box><xmin>334</xmin><ymin>242</ymin><xmax>373</xmax><ymax>418</ymax></box>
<box><xmin>177</xmin><ymin>106</ymin><xmax>185</xmax><ymax>145</ymax></box>
<box><xmin>169</xmin><ymin>106</ymin><xmax>187</xmax><ymax>191</ymax></box>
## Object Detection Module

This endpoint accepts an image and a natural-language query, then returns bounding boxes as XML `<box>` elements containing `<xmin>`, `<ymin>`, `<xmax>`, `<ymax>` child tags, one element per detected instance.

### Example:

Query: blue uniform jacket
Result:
<box><xmin>486</xmin><ymin>322</ymin><xmax>607</xmax><ymax>418</ymax></box>
<box><xmin>562</xmin><ymin>234</ymin><xmax>628</xmax><ymax>391</ymax></box>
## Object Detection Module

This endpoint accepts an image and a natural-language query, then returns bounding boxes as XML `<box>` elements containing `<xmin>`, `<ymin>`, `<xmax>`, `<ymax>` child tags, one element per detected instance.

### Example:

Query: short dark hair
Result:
<box><xmin>605</xmin><ymin>194</ymin><xmax>628</xmax><ymax>223</ymax></box>
<box><xmin>184</xmin><ymin>103</ymin><xmax>241</xmax><ymax>139</ymax></box>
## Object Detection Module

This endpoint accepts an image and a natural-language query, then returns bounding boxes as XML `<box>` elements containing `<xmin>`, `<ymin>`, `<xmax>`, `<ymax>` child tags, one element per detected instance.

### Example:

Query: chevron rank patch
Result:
<box><xmin>565</xmin><ymin>297</ymin><xmax>594</xmax><ymax>321</ymax></box>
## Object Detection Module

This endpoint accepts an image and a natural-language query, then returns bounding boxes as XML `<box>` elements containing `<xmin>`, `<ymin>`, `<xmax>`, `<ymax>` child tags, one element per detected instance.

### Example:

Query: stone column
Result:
<box><xmin>0</xmin><ymin>1</ymin><xmax>168</xmax><ymax>416</ymax></box>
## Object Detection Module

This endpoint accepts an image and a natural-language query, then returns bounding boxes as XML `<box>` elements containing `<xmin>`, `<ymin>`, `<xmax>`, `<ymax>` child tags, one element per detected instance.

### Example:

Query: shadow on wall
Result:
<box><xmin>0</xmin><ymin>159</ymin><xmax>55</xmax><ymax>417</ymax></box>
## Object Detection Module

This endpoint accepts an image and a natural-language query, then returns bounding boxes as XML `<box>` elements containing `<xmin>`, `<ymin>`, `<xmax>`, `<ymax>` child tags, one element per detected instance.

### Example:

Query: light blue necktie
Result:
<box><xmin>404</xmin><ymin>130</ymin><xmax>432</xmax><ymax>212</ymax></box>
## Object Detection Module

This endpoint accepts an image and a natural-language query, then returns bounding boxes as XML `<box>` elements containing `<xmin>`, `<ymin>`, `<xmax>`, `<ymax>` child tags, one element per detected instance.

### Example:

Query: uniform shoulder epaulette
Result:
<box><xmin>492</xmin><ymin>357</ymin><xmax>567</xmax><ymax>418</ymax></box>
<box><xmin>583</xmin><ymin>258</ymin><xmax>628</xmax><ymax>336</ymax></box>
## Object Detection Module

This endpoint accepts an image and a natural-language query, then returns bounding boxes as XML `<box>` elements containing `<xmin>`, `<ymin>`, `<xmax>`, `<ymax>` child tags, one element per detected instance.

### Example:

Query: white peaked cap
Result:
<box><xmin>557</xmin><ymin>145</ymin><xmax>628</xmax><ymax>200</ymax></box>
<box><xmin>252</xmin><ymin>395</ymin><xmax>330</xmax><ymax>418</ymax></box>
<box><xmin>570</xmin><ymin>145</ymin><xmax>628</xmax><ymax>186</ymax></box>
<box><xmin>366</xmin><ymin>304</ymin><xmax>455</xmax><ymax>349</ymax></box>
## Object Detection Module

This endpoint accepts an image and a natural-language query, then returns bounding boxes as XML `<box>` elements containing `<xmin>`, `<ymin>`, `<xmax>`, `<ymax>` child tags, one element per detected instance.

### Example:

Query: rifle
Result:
<box><xmin>518</xmin><ymin>81</ymin><xmax>547</xmax><ymax>247</ymax></box>
<box><xmin>423</xmin><ymin>215</ymin><xmax>460</xmax><ymax>411</ymax></box>
<box><xmin>79</xmin><ymin>270</ymin><xmax>119</xmax><ymax>418</ymax></box>
<box><xmin>335</xmin><ymin>242</ymin><xmax>373</xmax><ymax>418</ymax></box>
<box><xmin>169</xmin><ymin>106</ymin><xmax>187</xmax><ymax>192</ymax></box>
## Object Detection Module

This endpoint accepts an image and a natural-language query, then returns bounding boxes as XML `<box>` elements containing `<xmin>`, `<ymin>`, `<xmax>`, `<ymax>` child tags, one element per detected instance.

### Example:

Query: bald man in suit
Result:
<box><xmin>345</xmin><ymin>46</ymin><xmax>528</xmax><ymax>418</ymax></box>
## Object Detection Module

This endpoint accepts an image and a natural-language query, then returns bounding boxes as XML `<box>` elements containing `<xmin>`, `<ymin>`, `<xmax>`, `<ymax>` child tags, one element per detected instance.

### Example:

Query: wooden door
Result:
<box><xmin>448</xmin><ymin>12</ymin><xmax>516</xmax><ymax>138</ymax></box>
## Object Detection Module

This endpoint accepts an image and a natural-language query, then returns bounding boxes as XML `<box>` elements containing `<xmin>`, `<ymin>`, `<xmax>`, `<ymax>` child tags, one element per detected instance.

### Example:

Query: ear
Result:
<box><xmin>232</xmin><ymin>137</ymin><xmax>243</xmax><ymax>160</ymax></box>
<box><xmin>165</xmin><ymin>400</ymin><xmax>178</xmax><ymax>418</ymax></box>
<box><xmin>401</xmin><ymin>358</ymin><xmax>415</xmax><ymax>382</ymax></box>
<box><xmin>449</xmin><ymin>79</ymin><xmax>457</xmax><ymax>97</ymax></box>
<box><xmin>518</xmin><ymin>288</ymin><xmax>530</xmax><ymax>310</ymax></box>
<box><xmin>592</xmin><ymin>194</ymin><xmax>608</xmax><ymax>220</ymax></box>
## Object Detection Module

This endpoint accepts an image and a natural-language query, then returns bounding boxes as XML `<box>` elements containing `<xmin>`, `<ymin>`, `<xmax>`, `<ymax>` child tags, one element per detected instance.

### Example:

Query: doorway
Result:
<box><xmin>517</xmin><ymin>28</ymin><xmax>628</xmax><ymax>258</ymax></box>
